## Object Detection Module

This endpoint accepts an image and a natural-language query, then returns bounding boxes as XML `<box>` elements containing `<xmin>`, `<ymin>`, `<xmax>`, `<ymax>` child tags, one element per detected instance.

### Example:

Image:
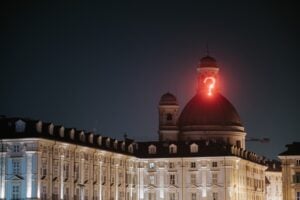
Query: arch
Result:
<box><xmin>190</xmin><ymin>143</ymin><xmax>198</xmax><ymax>153</ymax></box>
<box><xmin>169</xmin><ymin>144</ymin><xmax>177</xmax><ymax>154</ymax></box>
<box><xmin>148</xmin><ymin>145</ymin><xmax>157</xmax><ymax>154</ymax></box>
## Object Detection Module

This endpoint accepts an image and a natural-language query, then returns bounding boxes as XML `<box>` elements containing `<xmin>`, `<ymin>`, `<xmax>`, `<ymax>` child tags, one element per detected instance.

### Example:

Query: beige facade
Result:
<box><xmin>279</xmin><ymin>146</ymin><xmax>300</xmax><ymax>200</ymax></box>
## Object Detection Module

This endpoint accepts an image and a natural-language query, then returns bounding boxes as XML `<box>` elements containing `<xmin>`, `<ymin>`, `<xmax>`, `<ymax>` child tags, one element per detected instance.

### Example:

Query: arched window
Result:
<box><xmin>88</xmin><ymin>133</ymin><xmax>94</xmax><ymax>144</ymax></box>
<box><xmin>79</xmin><ymin>132</ymin><xmax>85</xmax><ymax>142</ymax></box>
<box><xmin>97</xmin><ymin>136</ymin><xmax>102</xmax><ymax>146</ymax></box>
<box><xmin>169</xmin><ymin>144</ymin><xmax>177</xmax><ymax>154</ymax></box>
<box><xmin>190</xmin><ymin>143</ymin><xmax>198</xmax><ymax>153</ymax></box>
<box><xmin>148</xmin><ymin>145</ymin><xmax>157</xmax><ymax>154</ymax></box>
<box><xmin>69</xmin><ymin>129</ymin><xmax>75</xmax><ymax>140</ymax></box>
<box><xmin>128</xmin><ymin>144</ymin><xmax>134</xmax><ymax>153</ymax></box>
<box><xmin>36</xmin><ymin>121</ymin><xmax>42</xmax><ymax>133</ymax></box>
<box><xmin>48</xmin><ymin>124</ymin><xmax>54</xmax><ymax>135</ymax></box>
<box><xmin>59</xmin><ymin>127</ymin><xmax>65</xmax><ymax>138</ymax></box>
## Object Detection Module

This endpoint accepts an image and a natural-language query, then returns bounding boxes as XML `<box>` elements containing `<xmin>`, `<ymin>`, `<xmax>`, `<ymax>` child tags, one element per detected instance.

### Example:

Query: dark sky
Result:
<box><xmin>1</xmin><ymin>1</ymin><xmax>299</xmax><ymax>159</ymax></box>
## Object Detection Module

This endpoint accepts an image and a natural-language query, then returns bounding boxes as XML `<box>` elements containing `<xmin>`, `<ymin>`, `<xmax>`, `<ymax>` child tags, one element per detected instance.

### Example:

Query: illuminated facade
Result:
<box><xmin>0</xmin><ymin>56</ymin><xmax>272</xmax><ymax>200</ymax></box>
<box><xmin>279</xmin><ymin>142</ymin><xmax>300</xmax><ymax>200</ymax></box>
<box><xmin>265</xmin><ymin>160</ymin><xmax>282</xmax><ymax>200</ymax></box>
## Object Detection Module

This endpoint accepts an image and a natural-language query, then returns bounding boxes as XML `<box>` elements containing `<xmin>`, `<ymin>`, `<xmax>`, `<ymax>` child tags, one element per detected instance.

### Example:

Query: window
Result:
<box><xmin>13</xmin><ymin>145</ymin><xmax>20</xmax><ymax>152</ymax></box>
<box><xmin>213</xmin><ymin>192</ymin><xmax>218</xmax><ymax>200</ymax></box>
<box><xmin>41</xmin><ymin>185</ymin><xmax>47</xmax><ymax>200</ymax></box>
<box><xmin>191</xmin><ymin>193</ymin><xmax>196</xmax><ymax>200</ymax></box>
<box><xmin>297</xmin><ymin>192</ymin><xmax>300</xmax><ymax>200</ymax></box>
<box><xmin>236</xmin><ymin>140</ymin><xmax>241</xmax><ymax>148</ymax></box>
<box><xmin>293</xmin><ymin>173</ymin><xmax>300</xmax><ymax>183</ymax></box>
<box><xmin>149</xmin><ymin>162</ymin><xmax>155</xmax><ymax>169</ymax></box>
<box><xmin>170</xmin><ymin>174</ymin><xmax>176</xmax><ymax>185</ymax></box>
<box><xmin>12</xmin><ymin>185</ymin><xmax>20</xmax><ymax>200</ymax></box>
<box><xmin>41</xmin><ymin>159</ymin><xmax>47</xmax><ymax>177</ymax></box>
<box><xmin>190</xmin><ymin>174</ymin><xmax>196</xmax><ymax>185</ymax></box>
<box><xmin>212</xmin><ymin>161</ymin><xmax>218</xmax><ymax>167</ymax></box>
<box><xmin>63</xmin><ymin>163</ymin><xmax>69</xmax><ymax>180</ymax></box>
<box><xmin>169</xmin><ymin>144</ymin><xmax>177</xmax><ymax>154</ymax></box>
<box><xmin>149</xmin><ymin>175</ymin><xmax>155</xmax><ymax>185</ymax></box>
<box><xmin>169</xmin><ymin>162</ymin><xmax>175</xmax><ymax>169</ymax></box>
<box><xmin>148</xmin><ymin>145</ymin><xmax>157</xmax><ymax>154</ymax></box>
<box><xmin>149</xmin><ymin>192</ymin><xmax>156</xmax><ymax>200</ymax></box>
<box><xmin>190</xmin><ymin>162</ymin><xmax>196</xmax><ymax>168</ymax></box>
<box><xmin>212</xmin><ymin>173</ymin><xmax>218</xmax><ymax>184</ymax></box>
<box><xmin>169</xmin><ymin>193</ymin><xmax>175</xmax><ymax>200</ymax></box>
<box><xmin>74</xmin><ymin>164</ymin><xmax>79</xmax><ymax>181</ymax></box>
<box><xmin>190</xmin><ymin>143</ymin><xmax>198</xmax><ymax>153</ymax></box>
<box><xmin>12</xmin><ymin>160</ymin><xmax>21</xmax><ymax>175</ymax></box>
<box><xmin>297</xmin><ymin>160</ymin><xmax>300</xmax><ymax>166</ymax></box>
<box><xmin>167</xmin><ymin>113</ymin><xmax>173</xmax><ymax>121</ymax></box>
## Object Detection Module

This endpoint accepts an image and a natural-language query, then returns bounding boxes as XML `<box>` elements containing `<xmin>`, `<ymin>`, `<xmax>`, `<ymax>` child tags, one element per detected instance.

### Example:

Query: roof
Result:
<box><xmin>265</xmin><ymin>160</ymin><xmax>282</xmax><ymax>172</ymax></box>
<box><xmin>159</xmin><ymin>92</ymin><xmax>178</xmax><ymax>105</ymax></box>
<box><xmin>198</xmin><ymin>56</ymin><xmax>218</xmax><ymax>68</ymax></box>
<box><xmin>279</xmin><ymin>142</ymin><xmax>300</xmax><ymax>156</ymax></box>
<box><xmin>178</xmin><ymin>93</ymin><xmax>243</xmax><ymax>130</ymax></box>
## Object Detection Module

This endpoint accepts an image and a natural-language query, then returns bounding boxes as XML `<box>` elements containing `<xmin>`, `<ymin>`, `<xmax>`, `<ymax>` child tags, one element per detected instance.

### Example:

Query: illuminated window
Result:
<box><xmin>190</xmin><ymin>162</ymin><xmax>196</xmax><ymax>168</ymax></box>
<box><xmin>170</xmin><ymin>174</ymin><xmax>176</xmax><ymax>185</ymax></box>
<box><xmin>190</xmin><ymin>143</ymin><xmax>198</xmax><ymax>153</ymax></box>
<box><xmin>149</xmin><ymin>162</ymin><xmax>155</xmax><ymax>169</ymax></box>
<box><xmin>169</xmin><ymin>144</ymin><xmax>177</xmax><ymax>154</ymax></box>
<box><xmin>12</xmin><ymin>160</ymin><xmax>21</xmax><ymax>175</ymax></box>
<box><xmin>212</xmin><ymin>192</ymin><xmax>218</xmax><ymax>200</ymax></box>
<box><xmin>12</xmin><ymin>185</ymin><xmax>20</xmax><ymax>200</ymax></box>
<box><xmin>212</xmin><ymin>161</ymin><xmax>218</xmax><ymax>167</ymax></box>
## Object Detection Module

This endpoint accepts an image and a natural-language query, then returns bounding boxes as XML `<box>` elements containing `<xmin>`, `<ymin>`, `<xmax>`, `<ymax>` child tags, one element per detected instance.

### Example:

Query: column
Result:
<box><xmin>26</xmin><ymin>153</ymin><xmax>33</xmax><ymax>198</ymax></box>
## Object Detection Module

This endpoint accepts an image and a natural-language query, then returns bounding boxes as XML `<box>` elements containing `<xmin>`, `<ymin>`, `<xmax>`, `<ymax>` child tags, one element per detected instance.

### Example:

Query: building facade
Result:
<box><xmin>0</xmin><ymin>56</ymin><xmax>272</xmax><ymax>200</ymax></box>
<box><xmin>279</xmin><ymin>142</ymin><xmax>300</xmax><ymax>200</ymax></box>
<box><xmin>265</xmin><ymin>160</ymin><xmax>282</xmax><ymax>200</ymax></box>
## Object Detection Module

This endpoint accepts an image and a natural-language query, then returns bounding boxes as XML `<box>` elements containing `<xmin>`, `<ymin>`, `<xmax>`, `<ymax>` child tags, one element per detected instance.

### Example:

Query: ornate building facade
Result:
<box><xmin>0</xmin><ymin>56</ymin><xmax>273</xmax><ymax>200</ymax></box>
<box><xmin>279</xmin><ymin>142</ymin><xmax>300</xmax><ymax>200</ymax></box>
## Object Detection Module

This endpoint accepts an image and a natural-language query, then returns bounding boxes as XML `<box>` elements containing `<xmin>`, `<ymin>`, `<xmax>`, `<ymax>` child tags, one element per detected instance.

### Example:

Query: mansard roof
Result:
<box><xmin>279</xmin><ymin>142</ymin><xmax>300</xmax><ymax>156</ymax></box>
<box><xmin>0</xmin><ymin>116</ymin><xmax>266</xmax><ymax>165</ymax></box>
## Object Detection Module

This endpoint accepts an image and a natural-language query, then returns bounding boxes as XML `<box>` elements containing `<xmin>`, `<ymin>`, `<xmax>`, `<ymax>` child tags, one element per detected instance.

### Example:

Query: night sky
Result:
<box><xmin>1</xmin><ymin>1</ymin><xmax>299</xmax><ymax>159</ymax></box>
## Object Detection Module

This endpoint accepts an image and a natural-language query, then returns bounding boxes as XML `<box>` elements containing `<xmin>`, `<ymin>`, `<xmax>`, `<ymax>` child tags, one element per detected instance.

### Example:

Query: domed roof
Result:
<box><xmin>198</xmin><ymin>56</ymin><xmax>218</xmax><ymax>68</ymax></box>
<box><xmin>159</xmin><ymin>92</ymin><xmax>178</xmax><ymax>105</ymax></box>
<box><xmin>178</xmin><ymin>93</ymin><xmax>242</xmax><ymax>128</ymax></box>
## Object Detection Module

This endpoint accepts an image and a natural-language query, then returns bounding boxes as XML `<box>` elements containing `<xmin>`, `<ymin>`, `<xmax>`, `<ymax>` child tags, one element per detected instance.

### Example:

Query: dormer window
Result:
<box><xmin>48</xmin><ymin>124</ymin><xmax>54</xmax><ymax>135</ymax></box>
<box><xmin>190</xmin><ymin>143</ymin><xmax>198</xmax><ymax>153</ymax></box>
<box><xmin>13</xmin><ymin>144</ymin><xmax>20</xmax><ymax>152</ymax></box>
<box><xmin>79</xmin><ymin>132</ymin><xmax>85</xmax><ymax>142</ymax></box>
<box><xmin>88</xmin><ymin>134</ymin><xmax>94</xmax><ymax>144</ymax></box>
<box><xmin>128</xmin><ymin>144</ymin><xmax>134</xmax><ymax>153</ymax></box>
<box><xmin>148</xmin><ymin>145</ymin><xmax>157</xmax><ymax>154</ymax></box>
<box><xmin>59</xmin><ymin>127</ymin><xmax>65</xmax><ymax>138</ymax></box>
<box><xmin>106</xmin><ymin>138</ymin><xmax>110</xmax><ymax>147</ymax></box>
<box><xmin>15</xmin><ymin>120</ymin><xmax>26</xmax><ymax>133</ymax></box>
<box><xmin>97</xmin><ymin>136</ymin><xmax>102</xmax><ymax>146</ymax></box>
<box><xmin>169</xmin><ymin>144</ymin><xmax>177</xmax><ymax>154</ymax></box>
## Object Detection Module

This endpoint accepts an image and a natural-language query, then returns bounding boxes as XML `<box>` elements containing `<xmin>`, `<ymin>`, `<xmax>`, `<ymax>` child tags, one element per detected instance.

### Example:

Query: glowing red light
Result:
<box><xmin>203</xmin><ymin>77</ymin><xmax>216</xmax><ymax>96</ymax></box>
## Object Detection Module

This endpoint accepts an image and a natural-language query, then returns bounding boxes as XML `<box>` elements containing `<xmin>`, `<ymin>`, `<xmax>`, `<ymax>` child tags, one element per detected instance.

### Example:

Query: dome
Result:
<box><xmin>178</xmin><ymin>93</ymin><xmax>242</xmax><ymax>129</ymax></box>
<box><xmin>159</xmin><ymin>92</ymin><xmax>178</xmax><ymax>105</ymax></box>
<box><xmin>198</xmin><ymin>56</ymin><xmax>218</xmax><ymax>68</ymax></box>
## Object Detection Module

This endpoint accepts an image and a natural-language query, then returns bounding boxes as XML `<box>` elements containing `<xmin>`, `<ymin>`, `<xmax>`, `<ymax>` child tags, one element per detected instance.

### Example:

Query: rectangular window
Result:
<box><xmin>190</xmin><ymin>174</ymin><xmax>196</xmax><ymax>185</ymax></box>
<box><xmin>12</xmin><ymin>160</ymin><xmax>21</xmax><ymax>175</ymax></box>
<box><xmin>297</xmin><ymin>192</ymin><xmax>300</xmax><ymax>200</ymax></box>
<box><xmin>170</xmin><ymin>174</ymin><xmax>176</xmax><ymax>185</ymax></box>
<box><xmin>64</xmin><ymin>163</ymin><xmax>69</xmax><ymax>180</ymax></box>
<box><xmin>191</xmin><ymin>193</ymin><xmax>196</xmax><ymax>200</ymax></box>
<box><xmin>41</xmin><ymin>185</ymin><xmax>47</xmax><ymax>200</ymax></box>
<box><xmin>169</xmin><ymin>162</ymin><xmax>175</xmax><ymax>169</ymax></box>
<box><xmin>149</xmin><ymin>162</ymin><xmax>155</xmax><ymax>169</ymax></box>
<box><xmin>190</xmin><ymin>162</ymin><xmax>196</xmax><ymax>168</ymax></box>
<box><xmin>212</xmin><ymin>162</ymin><xmax>218</xmax><ymax>167</ymax></box>
<box><xmin>293</xmin><ymin>173</ymin><xmax>300</xmax><ymax>183</ymax></box>
<box><xmin>13</xmin><ymin>145</ymin><xmax>20</xmax><ymax>152</ymax></box>
<box><xmin>12</xmin><ymin>185</ymin><xmax>20</xmax><ymax>200</ymax></box>
<box><xmin>169</xmin><ymin>193</ymin><xmax>175</xmax><ymax>200</ymax></box>
<box><xmin>297</xmin><ymin>160</ymin><xmax>300</xmax><ymax>166</ymax></box>
<box><xmin>149</xmin><ymin>175</ymin><xmax>155</xmax><ymax>185</ymax></box>
<box><xmin>212</xmin><ymin>173</ymin><xmax>218</xmax><ymax>184</ymax></box>
<box><xmin>213</xmin><ymin>192</ymin><xmax>218</xmax><ymax>200</ymax></box>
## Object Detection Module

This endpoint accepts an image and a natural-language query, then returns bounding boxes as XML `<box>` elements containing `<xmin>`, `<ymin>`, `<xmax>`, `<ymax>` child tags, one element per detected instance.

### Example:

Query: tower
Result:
<box><xmin>158</xmin><ymin>92</ymin><xmax>179</xmax><ymax>141</ymax></box>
